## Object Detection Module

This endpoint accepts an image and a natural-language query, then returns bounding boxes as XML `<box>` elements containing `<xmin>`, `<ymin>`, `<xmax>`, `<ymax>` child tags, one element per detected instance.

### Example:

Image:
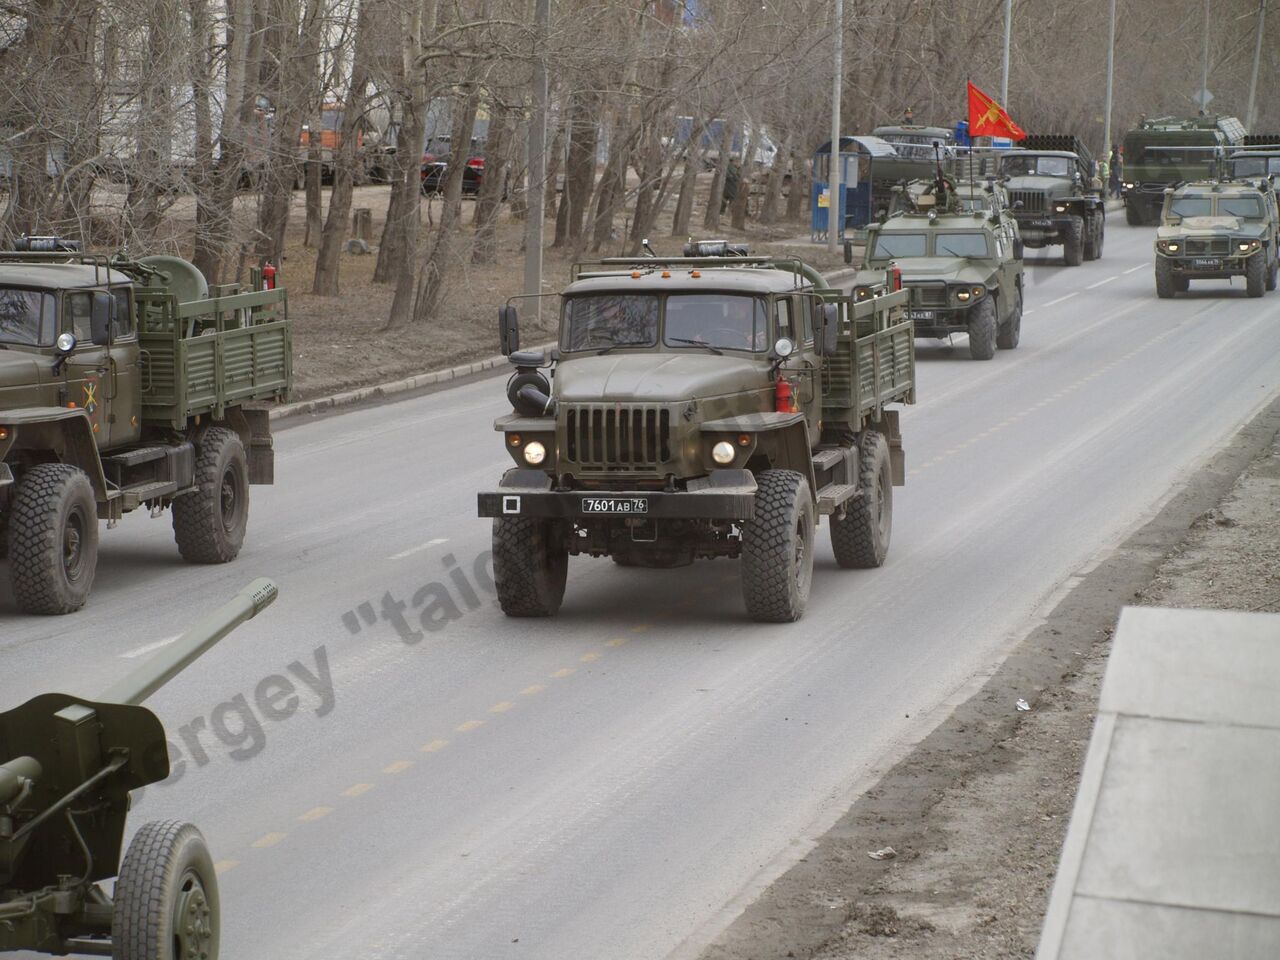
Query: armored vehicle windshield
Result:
<box><xmin>562</xmin><ymin>291</ymin><xmax>770</xmax><ymax>353</ymax></box>
<box><xmin>867</xmin><ymin>230</ymin><xmax>990</xmax><ymax>260</ymax></box>
<box><xmin>1168</xmin><ymin>193</ymin><xmax>1266</xmax><ymax>220</ymax></box>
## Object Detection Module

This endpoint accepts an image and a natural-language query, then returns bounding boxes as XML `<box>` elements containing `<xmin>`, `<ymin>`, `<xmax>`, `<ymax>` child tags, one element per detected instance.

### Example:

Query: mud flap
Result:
<box><xmin>242</xmin><ymin>408</ymin><xmax>275</xmax><ymax>485</ymax></box>
<box><xmin>882</xmin><ymin>410</ymin><xmax>905</xmax><ymax>485</ymax></box>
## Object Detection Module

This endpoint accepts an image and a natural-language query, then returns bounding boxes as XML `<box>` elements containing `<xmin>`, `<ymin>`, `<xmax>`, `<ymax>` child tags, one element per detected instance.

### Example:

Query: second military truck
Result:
<box><xmin>1000</xmin><ymin>135</ymin><xmax>1105</xmax><ymax>265</ymax></box>
<box><xmin>477</xmin><ymin>244</ymin><xmax>915</xmax><ymax>623</ymax></box>
<box><xmin>0</xmin><ymin>246</ymin><xmax>291</xmax><ymax>614</ymax></box>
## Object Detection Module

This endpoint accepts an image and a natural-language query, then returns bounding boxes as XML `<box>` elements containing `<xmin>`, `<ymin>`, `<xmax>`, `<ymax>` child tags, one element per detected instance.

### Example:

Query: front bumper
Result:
<box><xmin>906</xmin><ymin>305</ymin><xmax>974</xmax><ymax>338</ymax></box>
<box><xmin>478</xmin><ymin>469</ymin><xmax>758</xmax><ymax>521</ymax></box>
<box><xmin>1159</xmin><ymin>251</ymin><xmax>1257</xmax><ymax>278</ymax></box>
<box><xmin>1013</xmin><ymin>213</ymin><xmax>1076</xmax><ymax>243</ymax></box>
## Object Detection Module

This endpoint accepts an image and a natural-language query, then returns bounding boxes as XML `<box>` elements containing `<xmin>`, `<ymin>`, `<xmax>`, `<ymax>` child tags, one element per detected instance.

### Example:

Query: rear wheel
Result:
<box><xmin>997</xmin><ymin>288</ymin><xmax>1022</xmax><ymax>350</ymax></box>
<box><xmin>1246</xmin><ymin>252</ymin><xmax>1266</xmax><ymax>298</ymax></box>
<box><xmin>1155</xmin><ymin>258</ymin><xmax>1177</xmax><ymax>298</ymax></box>
<box><xmin>1267</xmin><ymin>253</ymin><xmax>1278</xmax><ymax>292</ymax></box>
<box><xmin>1083</xmin><ymin>213</ymin><xmax>1102</xmax><ymax>260</ymax></box>
<box><xmin>493</xmin><ymin>517</ymin><xmax>569</xmax><ymax>616</ymax></box>
<box><xmin>1125</xmin><ymin>202</ymin><xmax>1143</xmax><ymax>227</ymax></box>
<box><xmin>830</xmin><ymin>432</ymin><xmax>892</xmax><ymax>569</ymax></box>
<box><xmin>967</xmin><ymin>297</ymin><xmax>997</xmax><ymax>361</ymax></box>
<box><xmin>1063</xmin><ymin>215</ymin><xmax>1084</xmax><ymax>266</ymax></box>
<box><xmin>7</xmin><ymin>463</ymin><xmax>98</xmax><ymax>615</ymax></box>
<box><xmin>741</xmin><ymin>470</ymin><xmax>814</xmax><ymax>623</ymax></box>
<box><xmin>113</xmin><ymin>820</ymin><xmax>219</xmax><ymax>960</ymax></box>
<box><xmin>1173</xmin><ymin>274</ymin><xmax>1190</xmax><ymax>293</ymax></box>
<box><xmin>172</xmin><ymin>427</ymin><xmax>249</xmax><ymax>564</ymax></box>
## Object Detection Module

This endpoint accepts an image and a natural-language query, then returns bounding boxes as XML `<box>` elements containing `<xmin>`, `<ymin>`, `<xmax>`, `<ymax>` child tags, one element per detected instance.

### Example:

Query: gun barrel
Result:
<box><xmin>0</xmin><ymin>756</ymin><xmax>42</xmax><ymax>805</ymax></box>
<box><xmin>99</xmin><ymin>579</ymin><xmax>279</xmax><ymax>706</ymax></box>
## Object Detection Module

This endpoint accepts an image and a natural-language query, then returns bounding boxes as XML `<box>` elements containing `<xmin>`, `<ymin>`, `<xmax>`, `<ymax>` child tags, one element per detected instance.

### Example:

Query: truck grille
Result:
<box><xmin>1010</xmin><ymin>190</ymin><xmax>1046</xmax><ymax>213</ymax></box>
<box><xmin>564</xmin><ymin>404</ymin><xmax>672</xmax><ymax>472</ymax></box>
<box><xmin>1183</xmin><ymin>238</ymin><xmax>1230</xmax><ymax>256</ymax></box>
<box><xmin>908</xmin><ymin>283</ymin><xmax>949</xmax><ymax>307</ymax></box>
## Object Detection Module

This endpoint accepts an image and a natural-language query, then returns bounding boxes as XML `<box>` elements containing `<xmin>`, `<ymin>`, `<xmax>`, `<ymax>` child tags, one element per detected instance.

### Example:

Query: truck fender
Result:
<box><xmin>0</xmin><ymin>408</ymin><xmax>109</xmax><ymax>501</ymax></box>
<box><xmin>750</xmin><ymin>419</ymin><xmax>817</xmax><ymax>505</ymax></box>
<box><xmin>221</xmin><ymin>406</ymin><xmax>275</xmax><ymax>485</ymax></box>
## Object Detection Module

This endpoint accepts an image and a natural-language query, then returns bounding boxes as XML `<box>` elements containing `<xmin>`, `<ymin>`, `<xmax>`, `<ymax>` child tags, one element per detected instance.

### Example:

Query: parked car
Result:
<box><xmin>420</xmin><ymin>136</ymin><xmax>485</xmax><ymax>196</ymax></box>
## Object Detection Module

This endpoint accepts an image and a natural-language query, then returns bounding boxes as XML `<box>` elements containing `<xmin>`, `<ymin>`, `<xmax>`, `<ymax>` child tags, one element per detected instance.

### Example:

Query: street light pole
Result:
<box><xmin>1200</xmin><ymin>0</ymin><xmax>1211</xmax><ymax>113</ymax></box>
<box><xmin>1001</xmin><ymin>0</ymin><xmax>1013</xmax><ymax>104</ymax></box>
<box><xmin>1102</xmin><ymin>0</ymin><xmax>1117</xmax><ymax>161</ymax></box>
<box><xmin>523</xmin><ymin>0</ymin><xmax>550</xmax><ymax>321</ymax></box>
<box><xmin>827</xmin><ymin>0</ymin><xmax>842</xmax><ymax>254</ymax></box>
<box><xmin>1246</xmin><ymin>0</ymin><xmax>1267</xmax><ymax>130</ymax></box>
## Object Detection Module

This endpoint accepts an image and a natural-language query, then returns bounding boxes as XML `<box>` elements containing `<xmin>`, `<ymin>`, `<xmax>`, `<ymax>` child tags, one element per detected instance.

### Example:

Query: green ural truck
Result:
<box><xmin>476</xmin><ymin>245</ymin><xmax>915</xmax><ymax>623</ymax></box>
<box><xmin>1154</xmin><ymin>180</ymin><xmax>1280</xmax><ymax>298</ymax></box>
<box><xmin>1122</xmin><ymin>115</ymin><xmax>1246</xmax><ymax>226</ymax></box>
<box><xmin>999</xmin><ymin>135</ymin><xmax>1104</xmax><ymax>265</ymax></box>
<box><xmin>0</xmin><ymin>244</ymin><xmax>291</xmax><ymax>614</ymax></box>
<box><xmin>855</xmin><ymin>202</ymin><xmax>1024</xmax><ymax>360</ymax></box>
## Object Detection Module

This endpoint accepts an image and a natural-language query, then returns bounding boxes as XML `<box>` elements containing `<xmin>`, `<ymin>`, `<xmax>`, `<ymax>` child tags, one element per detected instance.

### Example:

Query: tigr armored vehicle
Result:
<box><xmin>1121</xmin><ymin>115</ymin><xmax>1246</xmax><ymax>225</ymax></box>
<box><xmin>0</xmin><ymin>243</ymin><xmax>291</xmax><ymax>614</ymax></box>
<box><xmin>0</xmin><ymin>578</ymin><xmax>277</xmax><ymax>959</ymax></box>
<box><xmin>1154</xmin><ymin>180</ymin><xmax>1280</xmax><ymax>298</ymax></box>
<box><xmin>999</xmin><ymin>135</ymin><xmax>1104</xmax><ymax>265</ymax></box>
<box><xmin>855</xmin><ymin>202</ymin><xmax>1024</xmax><ymax>360</ymax></box>
<box><xmin>476</xmin><ymin>243</ymin><xmax>915</xmax><ymax>623</ymax></box>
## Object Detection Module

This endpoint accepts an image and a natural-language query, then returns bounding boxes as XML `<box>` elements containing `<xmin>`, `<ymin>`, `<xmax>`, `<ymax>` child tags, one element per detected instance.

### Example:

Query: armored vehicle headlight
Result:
<box><xmin>1166</xmin><ymin>242</ymin><xmax>1180</xmax><ymax>252</ymax></box>
<box><xmin>523</xmin><ymin>441</ymin><xmax>547</xmax><ymax>465</ymax></box>
<box><xmin>1055</xmin><ymin>204</ymin><xmax>1067</xmax><ymax>213</ymax></box>
<box><xmin>1238</xmin><ymin>239</ymin><xmax>1260</xmax><ymax>252</ymax></box>
<box><xmin>956</xmin><ymin>289</ymin><xmax>971</xmax><ymax>301</ymax></box>
<box><xmin>1125</xmin><ymin>182</ymin><xmax>1135</xmax><ymax>189</ymax></box>
<box><xmin>971</xmin><ymin>285</ymin><xmax>985</xmax><ymax>297</ymax></box>
<box><xmin>712</xmin><ymin>441</ymin><xmax>736</xmax><ymax>465</ymax></box>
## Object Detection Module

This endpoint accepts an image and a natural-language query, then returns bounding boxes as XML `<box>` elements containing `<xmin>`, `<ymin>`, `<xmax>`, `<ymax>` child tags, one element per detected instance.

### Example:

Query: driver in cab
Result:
<box><xmin>664</xmin><ymin>295</ymin><xmax>766</xmax><ymax>352</ymax></box>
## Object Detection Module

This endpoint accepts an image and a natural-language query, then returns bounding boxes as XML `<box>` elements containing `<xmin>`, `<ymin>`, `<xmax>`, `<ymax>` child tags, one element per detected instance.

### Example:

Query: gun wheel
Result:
<box><xmin>114</xmin><ymin>820</ymin><xmax>220</xmax><ymax>960</ymax></box>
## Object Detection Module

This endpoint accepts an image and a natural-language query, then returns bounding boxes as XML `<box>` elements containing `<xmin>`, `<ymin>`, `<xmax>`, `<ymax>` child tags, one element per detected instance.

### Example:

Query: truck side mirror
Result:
<box><xmin>90</xmin><ymin>293</ymin><xmax>113</xmax><ymax>346</ymax></box>
<box><xmin>498</xmin><ymin>304</ymin><xmax>520</xmax><ymax>356</ymax></box>
<box><xmin>816</xmin><ymin>303</ymin><xmax>840</xmax><ymax>356</ymax></box>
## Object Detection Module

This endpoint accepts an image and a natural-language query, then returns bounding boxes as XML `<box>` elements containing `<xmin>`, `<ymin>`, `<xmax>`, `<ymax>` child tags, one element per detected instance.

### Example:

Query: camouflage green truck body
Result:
<box><xmin>999</xmin><ymin>136</ymin><xmax>1105</xmax><ymax>264</ymax></box>
<box><xmin>1122</xmin><ymin>116</ymin><xmax>1246</xmax><ymax>225</ymax></box>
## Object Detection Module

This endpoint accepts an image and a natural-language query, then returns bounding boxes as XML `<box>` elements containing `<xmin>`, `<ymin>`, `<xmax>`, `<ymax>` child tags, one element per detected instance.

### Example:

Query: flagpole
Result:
<box><xmin>1001</xmin><ymin>0</ymin><xmax>1013</xmax><ymax>104</ymax></box>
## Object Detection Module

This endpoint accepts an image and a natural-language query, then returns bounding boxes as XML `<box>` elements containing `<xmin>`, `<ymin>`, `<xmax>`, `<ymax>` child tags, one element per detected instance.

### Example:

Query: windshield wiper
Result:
<box><xmin>667</xmin><ymin>338</ymin><xmax>724</xmax><ymax>355</ymax></box>
<box><xmin>594</xmin><ymin>340</ymin><xmax>650</xmax><ymax>355</ymax></box>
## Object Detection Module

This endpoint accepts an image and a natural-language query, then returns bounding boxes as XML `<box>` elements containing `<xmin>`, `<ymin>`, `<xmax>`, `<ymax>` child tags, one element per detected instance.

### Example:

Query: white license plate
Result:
<box><xmin>1192</xmin><ymin>258</ymin><xmax>1222</xmax><ymax>269</ymax></box>
<box><xmin>1029</xmin><ymin>218</ymin><xmax>1053</xmax><ymax>227</ymax></box>
<box><xmin>581</xmin><ymin>497</ymin><xmax>649</xmax><ymax>515</ymax></box>
<box><xmin>908</xmin><ymin>310</ymin><xmax>936</xmax><ymax>321</ymax></box>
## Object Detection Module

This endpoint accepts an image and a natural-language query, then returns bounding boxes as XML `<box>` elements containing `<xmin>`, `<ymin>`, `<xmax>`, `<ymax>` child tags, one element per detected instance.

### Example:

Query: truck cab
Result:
<box><xmin>999</xmin><ymin>138</ymin><xmax>1104</xmax><ymax>265</ymax></box>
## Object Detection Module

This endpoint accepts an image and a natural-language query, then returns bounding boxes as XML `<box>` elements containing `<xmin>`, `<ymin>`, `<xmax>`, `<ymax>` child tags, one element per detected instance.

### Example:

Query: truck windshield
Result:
<box><xmin>872</xmin><ymin>233</ymin><xmax>927</xmax><ymax>259</ymax></box>
<box><xmin>563</xmin><ymin>294</ymin><xmax>659</xmax><ymax>351</ymax></box>
<box><xmin>664</xmin><ymin>294</ymin><xmax>767</xmax><ymax>351</ymax></box>
<box><xmin>1003</xmin><ymin>155</ymin><xmax>1071</xmax><ymax>177</ymax></box>
<box><xmin>934</xmin><ymin>233</ymin><xmax>990</xmax><ymax>257</ymax></box>
<box><xmin>1169</xmin><ymin>196</ymin><xmax>1214</xmax><ymax>218</ymax></box>
<box><xmin>1230</xmin><ymin>157</ymin><xmax>1272</xmax><ymax>177</ymax></box>
<box><xmin>0</xmin><ymin>289</ymin><xmax>55</xmax><ymax>346</ymax></box>
<box><xmin>1219</xmin><ymin>196</ymin><xmax>1264</xmax><ymax>219</ymax></box>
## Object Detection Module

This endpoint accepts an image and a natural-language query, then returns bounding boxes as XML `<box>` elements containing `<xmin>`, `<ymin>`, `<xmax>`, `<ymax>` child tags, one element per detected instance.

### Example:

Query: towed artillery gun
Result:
<box><xmin>0</xmin><ymin>578</ymin><xmax>278</xmax><ymax>958</ymax></box>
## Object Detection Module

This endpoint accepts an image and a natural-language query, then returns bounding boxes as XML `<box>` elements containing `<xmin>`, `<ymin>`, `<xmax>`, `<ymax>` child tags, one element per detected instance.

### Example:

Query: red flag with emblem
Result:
<box><xmin>967</xmin><ymin>81</ymin><xmax>1026</xmax><ymax>141</ymax></box>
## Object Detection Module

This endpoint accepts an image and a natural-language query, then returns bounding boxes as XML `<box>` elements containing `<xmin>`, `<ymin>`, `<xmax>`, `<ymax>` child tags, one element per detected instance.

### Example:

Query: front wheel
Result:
<box><xmin>967</xmin><ymin>297</ymin><xmax>997</xmax><ymax>361</ymax></box>
<box><xmin>830</xmin><ymin>432</ymin><xmax>893</xmax><ymax>569</ymax></box>
<box><xmin>1267</xmin><ymin>254</ymin><xmax>1278</xmax><ymax>292</ymax></box>
<box><xmin>1083</xmin><ymin>213</ymin><xmax>1102</xmax><ymax>261</ymax></box>
<box><xmin>172</xmin><ymin>427</ymin><xmax>249</xmax><ymax>564</ymax></box>
<box><xmin>997</xmin><ymin>288</ymin><xmax>1022</xmax><ymax>350</ymax></box>
<box><xmin>113</xmin><ymin>820</ymin><xmax>220</xmax><ymax>960</ymax></box>
<box><xmin>1155</xmin><ymin>258</ymin><xmax>1177</xmax><ymax>299</ymax></box>
<box><xmin>493</xmin><ymin>517</ymin><xmax>569</xmax><ymax>616</ymax></box>
<box><xmin>1246</xmin><ymin>251</ymin><xmax>1266</xmax><ymax>298</ymax></box>
<box><xmin>7</xmin><ymin>463</ymin><xmax>98</xmax><ymax>615</ymax></box>
<box><xmin>1125</xmin><ymin>203</ymin><xmax>1143</xmax><ymax>227</ymax></box>
<box><xmin>1063</xmin><ymin>215</ymin><xmax>1084</xmax><ymax>266</ymax></box>
<box><xmin>741</xmin><ymin>470</ymin><xmax>814</xmax><ymax>622</ymax></box>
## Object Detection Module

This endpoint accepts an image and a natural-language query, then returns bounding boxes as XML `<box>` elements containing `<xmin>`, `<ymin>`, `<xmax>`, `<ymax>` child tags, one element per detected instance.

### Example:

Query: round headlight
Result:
<box><xmin>55</xmin><ymin>332</ymin><xmax>77</xmax><ymax>355</ymax></box>
<box><xmin>956</xmin><ymin>290</ymin><xmax>971</xmax><ymax>301</ymax></box>
<box><xmin>1238</xmin><ymin>241</ymin><xmax>1254</xmax><ymax>252</ymax></box>
<box><xmin>712</xmin><ymin>441</ymin><xmax>736</xmax><ymax>465</ymax></box>
<box><xmin>523</xmin><ymin>441</ymin><xmax>547</xmax><ymax>465</ymax></box>
<box><xmin>972</xmin><ymin>285</ymin><xmax>985</xmax><ymax>297</ymax></box>
<box><xmin>1055</xmin><ymin>204</ymin><xmax>1067</xmax><ymax>213</ymax></box>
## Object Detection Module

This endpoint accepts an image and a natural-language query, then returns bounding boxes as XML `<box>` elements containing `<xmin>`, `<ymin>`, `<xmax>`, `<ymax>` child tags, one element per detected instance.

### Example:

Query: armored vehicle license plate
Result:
<box><xmin>908</xmin><ymin>309</ymin><xmax>935</xmax><ymax>321</ymax></box>
<box><xmin>1192</xmin><ymin>257</ymin><xmax>1222</xmax><ymax>269</ymax></box>
<box><xmin>582</xmin><ymin>496</ymin><xmax>649</xmax><ymax>515</ymax></box>
<box><xmin>1029</xmin><ymin>218</ymin><xmax>1053</xmax><ymax>227</ymax></box>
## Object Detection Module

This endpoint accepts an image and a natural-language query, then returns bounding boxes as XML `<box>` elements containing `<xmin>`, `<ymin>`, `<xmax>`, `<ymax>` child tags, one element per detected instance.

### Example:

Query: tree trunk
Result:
<box><xmin>730</xmin><ymin>132</ymin><xmax>759</xmax><ymax>231</ymax></box>
<box><xmin>702</xmin><ymin>123</ymin><xmax>733</xmax><ymax>231</ymax></box>
<box><xmin>303</xmin><ymin>146</ymin><xmax>323</xmax><ymax>246</ymax></box>
<box><xmin>758</xmin><ymin>132</ymin><xmax>790</xmax><ymax>224</ymax></box>
<box><xmin>472</xmin><ymin>105</ymin><xmax>512</xmax><ymax>264</ymax></box>
<box><xmin>670</xmin><ymin>118</ymin><xmax>706</xmax><ymax>238</ymax></box>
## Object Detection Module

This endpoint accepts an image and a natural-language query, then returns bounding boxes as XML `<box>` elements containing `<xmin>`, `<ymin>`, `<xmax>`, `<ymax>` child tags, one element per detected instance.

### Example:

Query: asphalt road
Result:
<box><xmin>3</xmin><ymin>221</ymin><xmax>1279</xmax><ymax>960</ymax></box>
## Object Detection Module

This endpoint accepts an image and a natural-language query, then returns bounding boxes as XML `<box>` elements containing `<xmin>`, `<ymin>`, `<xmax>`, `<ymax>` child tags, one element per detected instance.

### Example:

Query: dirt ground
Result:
<box><xmin>701</xmin><ymin>399</ymin><xmax>1280</xmax><ymax>960</ymax></box>
<box><xmin>118</xmin><ymin>173</ymin><xmax>841</xmax><ymax>401</ymax></box>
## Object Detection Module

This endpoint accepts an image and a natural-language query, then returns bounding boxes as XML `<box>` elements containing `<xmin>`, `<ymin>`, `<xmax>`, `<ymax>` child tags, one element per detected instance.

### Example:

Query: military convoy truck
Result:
<box><xmin>1121</xmin><ymin>116</ymin><xmax>1246</xmax><ymax>225</ymax></box>
<box><xmin>855</xmin><ymin>199</ymin><xmax>1024</xmax><ymax>360</ymax></box>
<box><xmin>999</xmin><ymin>135</ymin><xmax>1104</xmax><ymax>265</ymax></box>
<box><xmin>0</xmin><ymin>245</ymin><xmax>291</xmax><ymax>614</ymax></box>
<box><xmin>476</xmin><ymin>244</ymin><xmax>915</xmax><ymax>623</ymax></box>
<box><xmin>1154</xmin><ymin>179</ymin><xmax>1280</xmax><ymax>298</ymax></box>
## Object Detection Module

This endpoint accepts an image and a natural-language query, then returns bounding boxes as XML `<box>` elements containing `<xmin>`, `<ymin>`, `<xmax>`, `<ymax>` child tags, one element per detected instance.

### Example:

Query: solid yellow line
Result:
<box><xmin>298</xmin><ymin>806</ymin><xmax>333</xmax><ymax>822</ymax></box>
<box><xmin>383</xmin><ymin>760</ymin><xmax>413</xmax><ymax>774</ymax></box>
<box><xmin>489</xmin><ymin>701</ymin><xmax>516</xmax><ymax>713</ymax></box>
<box><xmin>550</xmin><ymin>668</ymin><xmax>575</xmax><ymax>679</ymax></box>
<box><xmin>342</xmin><ymin>782</ymin><xmax>374</xmax><ymax>798</ymax></box>
<box><xmin>251</xmin><ymin>832</ymin><xmax>287</xmax><ymax>849</ymax></box>
<box><xmin>630</xmin><ymin>624</ymin><xmax>652</xmax><ymax>633</ymax></box>
<box><xmin>605</xmin><ymin>638</ymin><xmax>628</xmax><ymax>648</ymax></box>
<box><xmin>456</xmin><ymin>719</ymin><xmax>485</xmax><ymax>732</ymax></box>
<box><xmin>420</xmin><ymin>738</ymin><xmax>449</xmax><ymax>753</ymax></box>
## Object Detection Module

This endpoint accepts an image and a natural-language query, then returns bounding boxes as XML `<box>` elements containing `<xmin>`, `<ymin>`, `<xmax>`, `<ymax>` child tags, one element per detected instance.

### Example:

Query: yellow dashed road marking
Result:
<box><xmin>298</xmin><ymin>806</ymin><xmax>333</xmax><ymax>822</ymax></box>
<box><xmin>383</xmin><ymin>760</ymin><xmax>414</xmax><ymax>774</ymax></box>
<box><xmin>580</xmin><ymin>651</ymin><xmax>601</xmax><ymax>662</ymax></box>
<box><xmin>520</xmin><ymin>684</ymin><xmax>546</xmax><ymax>696</ymax></box>
<box><xmin>630</xmin><ymin>624</ymin><xmax>651</xmax><ymax>633</ymax></box>
<box><xmin>214</xmin><ymin>860</ymin><xmax>239</xmax><ymax>875</ymax></box>
<box><xmin>421</xmin><ymin>739</ymin><xmax>449</xmax><ymax>752</ymax></box>
<box><xmin>343</xmin><ymin>783</ymin><xmax>374</xmax><ymax>798</ymax></box>
<box><xmin>252</xmin><ymin>832</ymin><xmax>287</xmax><ymax>849</ymax></box>
<box><xmin>456</xmin><ymin>719</ymin><xmax>485</xmax><ymax>732</ymax></box>
<box><xmin>489</xmin><ymin>701</ymin><xmax>516</xmax><ymax>713</ymax></box>
<box><xmin>550</xmin><ymin>667</ymin><xmax>576</xmax><ymax>678</ymax></box>
<box><xmin>605</xmin><ymin>637</ymin><xmax>628</xmax><ymax>648</ymax></box>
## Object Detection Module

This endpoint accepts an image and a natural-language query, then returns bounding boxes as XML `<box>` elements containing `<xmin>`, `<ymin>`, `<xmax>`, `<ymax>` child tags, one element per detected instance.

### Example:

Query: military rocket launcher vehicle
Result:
<box><xmin>0</xmin><ymin>578</ymin><xmax>278</xmax><ymax>958</ymax></box>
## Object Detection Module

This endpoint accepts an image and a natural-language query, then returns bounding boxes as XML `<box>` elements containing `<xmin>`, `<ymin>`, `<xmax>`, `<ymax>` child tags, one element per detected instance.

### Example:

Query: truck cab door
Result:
<box><xmin>776</xmin><ymin>295</ymin><xmax>822</xmax><ymax>446</ymax></box>
<box><xmin>106</xmin><ymin>288</ymin><xmax>142</xmax><ymax>447</ymax></box>
<box><xmin>62</xmin><ymin>291</ymin><xmax>110</xmax><ymax>447</ymax></box>
<box><xmin>63</xmin><ymin>290</ymin><xmax>141</xmax><ymax>449</ymax></box>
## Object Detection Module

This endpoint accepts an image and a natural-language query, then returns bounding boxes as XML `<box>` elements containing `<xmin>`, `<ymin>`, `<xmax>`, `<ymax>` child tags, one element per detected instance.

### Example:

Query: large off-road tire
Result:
<box><xmin>1155</xmin><ymin>258</ymin><xmax>1177</xmax><ymax>299</ymax></box>
<box><xmin>1173</xmin><ymin>274</ymin><xmax>1190</xmax><ymax>293</ymax></box>
<box><xmin>1083</xmin><ymin>212</ymin><xmax>1104</xmax><ymax>260</ymax></box>
<box><xmin>997</xmin><ymin>288</ymin><xmax>1023</xmax><ymax>350</ymax></box>
<box><xmin>1245</xmin><ymin>251</ymin><xmax>1266</xmax><ymax>298</ymax></box>
<box><xmin>172</xmin><ymin>427</ymin><xmax>249</xmax><ymax>564</ymax></box>
<box><xmin>1267</xmin><ymin>254</ymin><xmax>1278</xmax><ymax>292</ymax></box>
<box><xmin>113</xmin><ymin>820</ymin><xmax>220</xmax><ymax>960</ymax></box>
<box><xmin>829</xmin><ymin>432</ymin><xmax>892</xmax><ymax>569</ymax></box>
<box><xmin>492</xmin><ymin>517</ymin><xmax>569</xmax><ymax>616</ymax></box>
<box><xmin>1062</xmin><ymin>215</ymin><xmax>1084</xmax><ymax>266</ymax></box>
<box><xmin>7</xmin><ymin>463</ymin><xmax>98</xmax><ymax>615</ymax></box>
<box><xmin>740</xmin><ymin>470</ymin><xmax>815</xmax><ymax>623</ymax></box>
<box><xmin>1125</xmin><ymin>202</ymin><xmax>1143</xmax><ymax>227</ymax></box>
<box><xmin>967</xmin><ymin>297</ymin><xmax>998</xmax><ymax>361</ymax></box>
